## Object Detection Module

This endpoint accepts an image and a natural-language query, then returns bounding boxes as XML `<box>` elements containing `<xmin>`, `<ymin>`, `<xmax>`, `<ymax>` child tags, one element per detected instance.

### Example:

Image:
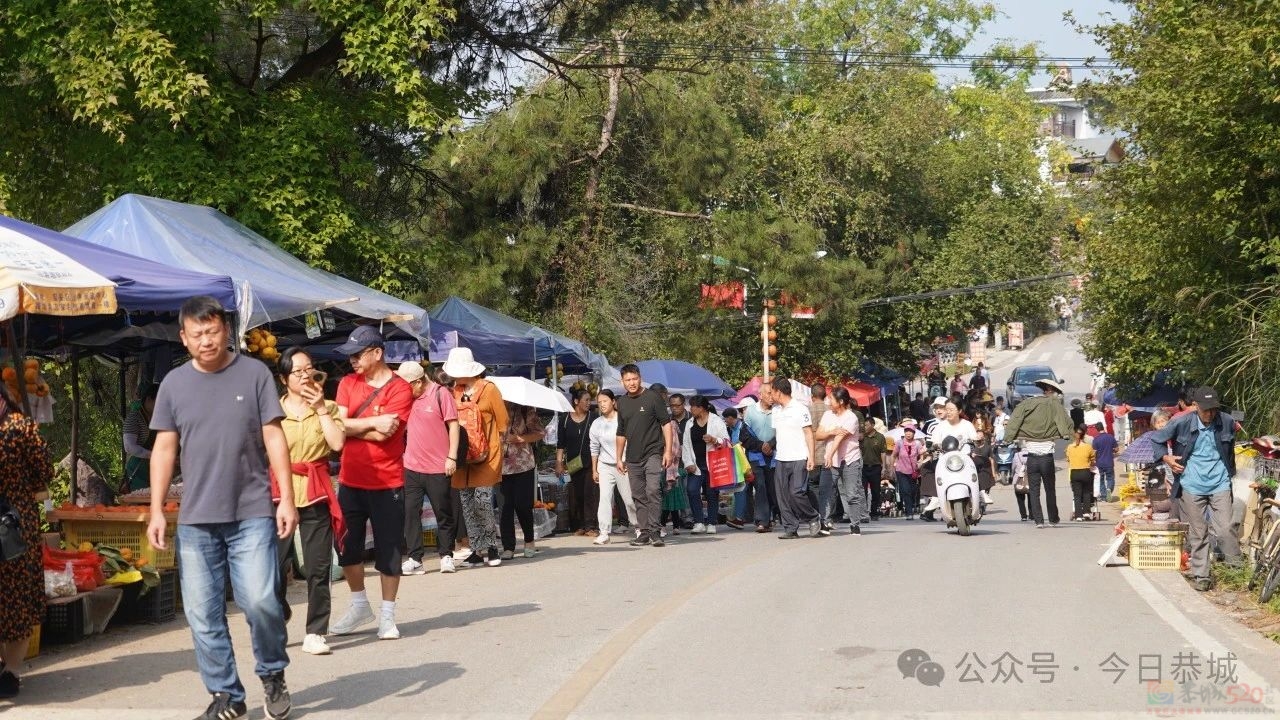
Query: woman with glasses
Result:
<box><xmin>274</xmin><ymin>347</ymin><xmax>345</xmax><ymax>656</ymax></box>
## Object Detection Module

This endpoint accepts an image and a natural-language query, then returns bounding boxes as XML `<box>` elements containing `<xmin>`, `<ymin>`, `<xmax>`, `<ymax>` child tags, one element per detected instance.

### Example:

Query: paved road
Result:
<box><xmin>16</xmin><ymin>331</ymin><xmax>1280</xmax><ymax>719</ymax></box>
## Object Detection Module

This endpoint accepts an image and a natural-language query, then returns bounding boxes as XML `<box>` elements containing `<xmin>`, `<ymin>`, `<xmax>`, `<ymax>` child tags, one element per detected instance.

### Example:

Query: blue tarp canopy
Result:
<box><xmin>307</xmin><ymin>320</ymin><xmax>592</xmax><ymax>376</ymax></box>
<box><xmin>635</xmin><ymin>359</ymin><xmax>735</xmax><ymax>398</ymax></box>
<box><xmin>65</xmin><ymin>194</ymin><xmax>427</xmax><ymax>336</ymax></box>
<box><xmin>852</xmin><ymin>357</ymin><xmax>907</xmax><ymax>397</ymax></box>
<box><xmin>1102</xmin><ymin>385</ymin><xmax>1180</xmax><ymax>411</ymax></box>
<box><xmin>429</xmin><ymin>296</ymin><xmax>612</xmax><ymax>377</ymax></box>
<box><xmin>1</xmin><ymin>214</ymin><xmax>236</xmax><ymax>314</ymax></box>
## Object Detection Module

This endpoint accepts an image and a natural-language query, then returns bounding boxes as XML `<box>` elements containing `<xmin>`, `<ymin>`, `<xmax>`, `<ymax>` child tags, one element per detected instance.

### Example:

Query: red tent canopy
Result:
<box><xmin>844</xmin><ymin>381</ymin><xmax>881</xmax><ymax>407</ymax></box>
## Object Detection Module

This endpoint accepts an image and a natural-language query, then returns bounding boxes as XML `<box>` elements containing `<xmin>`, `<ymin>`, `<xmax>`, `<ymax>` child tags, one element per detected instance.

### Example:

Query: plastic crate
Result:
<box><xmin>24</xmin><ymin>624</ymin><xmax>39</xmax><ymax>660</ymax></box>
<box><xmin>422</xmin><ymin>529</ymin><xmax>437</xmax><ymax>549</ymax></box>
<box><xmin>113</xmin><ymin>570</ymin><xmax>178</xmax><ymax>626</ymax></box>
<box><xmin>58</xmin><ymin>516</ymin><xmax>176</xmax><ymax>569</ymax></box>
<box><xmin>1128</xmin><ymin>529</ymin><xmax>1184</xmax><ymax>570</ymax></box>
<box><xmin>44</xmin><ymin>595</ymin><xmax>87</xmax><ymax>644</ymax></box>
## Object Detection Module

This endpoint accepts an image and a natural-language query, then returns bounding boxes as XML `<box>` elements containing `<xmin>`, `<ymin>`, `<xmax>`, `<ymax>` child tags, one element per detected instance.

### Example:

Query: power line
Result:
<box><xmin>496</xmin><ymin>35</ymin><xmax>1116</xmax><ymax>70</ymax></box>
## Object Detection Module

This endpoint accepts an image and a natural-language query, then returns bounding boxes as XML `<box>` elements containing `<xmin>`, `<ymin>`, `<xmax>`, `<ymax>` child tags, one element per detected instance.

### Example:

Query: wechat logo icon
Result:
<box><xmin>899</xmin><ymin>648</ymin><xmax>945</xmax><ymax>687</ymax></box>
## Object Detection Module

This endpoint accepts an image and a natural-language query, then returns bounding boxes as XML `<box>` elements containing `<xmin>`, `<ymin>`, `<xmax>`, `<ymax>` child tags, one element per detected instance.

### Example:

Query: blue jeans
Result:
<box><xmin>686</xmin><ymin>468</ymin><xmax>721</xmax><ymax>526</ymax></box>
<box><xmin>752</xmin><ymin>463</ymin><xmax>779</xmax><ymax>525</ymax></box>
<box><xmin>1098</xmin><ymin>467</ymin><xmax>1116</xmax><ymax>499</ymax></box>
<box><xmin>178</xmin><ymin>518</ymin><xmax>289</xmax><ymax>703</ymax></box>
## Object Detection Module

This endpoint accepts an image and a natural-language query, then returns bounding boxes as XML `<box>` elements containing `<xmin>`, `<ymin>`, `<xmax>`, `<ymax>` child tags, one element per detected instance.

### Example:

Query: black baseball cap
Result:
<box><xmin>1191</xmin><ymin>386</ymin><xmax>1221</xmax><ymax>410</ymax></box>
<box><xmin>335</xmin><ymin>325</ymin><xmax>385</xmax><ymax>355</ymax></box>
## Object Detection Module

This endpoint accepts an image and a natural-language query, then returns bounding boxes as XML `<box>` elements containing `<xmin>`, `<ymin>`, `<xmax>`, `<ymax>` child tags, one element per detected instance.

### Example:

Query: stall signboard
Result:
<box><xmin>1007</xmin><ymin>322</ymin><xmax>1024</xmax><ymax>349</ymax></box>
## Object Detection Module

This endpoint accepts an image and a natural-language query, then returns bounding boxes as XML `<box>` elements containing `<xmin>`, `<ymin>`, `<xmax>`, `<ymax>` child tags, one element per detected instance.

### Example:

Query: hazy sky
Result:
<box><xmin>966</xmin><ymin>0</ymin><xmax>1129</xmax><ymax>84</ymax></box>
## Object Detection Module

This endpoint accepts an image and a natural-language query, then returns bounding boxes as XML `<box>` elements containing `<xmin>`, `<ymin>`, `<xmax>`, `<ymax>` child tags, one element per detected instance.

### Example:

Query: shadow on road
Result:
<box><xmin>329</xmin><ymin>602</ymin><xmax>542</xmax><ymax>648</ymax></box>
<box><xmin>291</xmin><ymin>662</ymin><xmax>465</xmax><ymax>712</ymax></box>
<box><xmin>24</xmin><ymin>649</ymin><xmax>195</xmax><ymax>704</ymax></box>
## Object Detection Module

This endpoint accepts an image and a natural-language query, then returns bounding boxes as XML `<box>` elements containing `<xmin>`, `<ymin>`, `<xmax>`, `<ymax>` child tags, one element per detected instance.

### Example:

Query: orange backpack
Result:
<box><xmin>455</xmin><ymin>380</ymin><xmax>492</xmax><ymax>464</ymax></box>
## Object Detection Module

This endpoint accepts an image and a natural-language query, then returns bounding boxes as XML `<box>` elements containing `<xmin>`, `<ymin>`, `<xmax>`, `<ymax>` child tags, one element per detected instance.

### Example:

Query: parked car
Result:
<box><xmin>1006</xmin><ymin>365</ymin><xmax>1064</xmax><ymax>408</ymax></box>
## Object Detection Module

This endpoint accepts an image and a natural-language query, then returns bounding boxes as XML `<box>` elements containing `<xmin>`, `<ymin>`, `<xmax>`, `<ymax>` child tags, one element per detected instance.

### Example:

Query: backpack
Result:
<box><xmin>455</xmin><ymin>380</ymin><xmax>493</xmax><ymax>465</ymax></box>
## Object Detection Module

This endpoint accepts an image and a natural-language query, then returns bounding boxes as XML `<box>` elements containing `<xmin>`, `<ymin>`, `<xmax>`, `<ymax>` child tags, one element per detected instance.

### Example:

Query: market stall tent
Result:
<box><xmin>634</xmin><ymin>359</ymin><xmax>735</xmax><ymax>398</ymax></box>
<box><xmin>0</xmin><ymin>216</ymin><xmax>118</xmax><ymax>322</ymax></box>
<box><xmin>429</xmin><ymin>295</ymin><xmax>612</xmax><ymax>377</ymax></box>
<box><xmin>65</xmin><ymin>194</ymin><xmax>427</xmax><ymax>337</ymax></box>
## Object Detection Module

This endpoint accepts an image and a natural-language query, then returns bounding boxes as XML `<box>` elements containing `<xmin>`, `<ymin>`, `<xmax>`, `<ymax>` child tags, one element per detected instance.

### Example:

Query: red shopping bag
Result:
<box><xmin>707</xmin><ymin>444</ymin><xmax>738</xmax><ymax>489</ymax></box>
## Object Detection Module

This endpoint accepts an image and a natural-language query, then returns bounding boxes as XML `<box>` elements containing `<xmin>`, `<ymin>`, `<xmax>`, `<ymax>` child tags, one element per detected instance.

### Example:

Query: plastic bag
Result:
<box><xmin>42</xmin><ymin>545</ymin><xmax>103</xmax><ymax>591</ymax></box>
<box><xmin>44</xmin><ymin>562</ymin><xmax>77</xmax><ymax>598</ymax></box>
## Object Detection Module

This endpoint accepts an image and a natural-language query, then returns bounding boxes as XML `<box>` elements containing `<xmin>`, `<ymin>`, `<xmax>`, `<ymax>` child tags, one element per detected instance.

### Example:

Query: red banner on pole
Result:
<box><xmin>700</xmin><ymin>281</ymin><xmax>745</xmax><ymax>310</ymax></box>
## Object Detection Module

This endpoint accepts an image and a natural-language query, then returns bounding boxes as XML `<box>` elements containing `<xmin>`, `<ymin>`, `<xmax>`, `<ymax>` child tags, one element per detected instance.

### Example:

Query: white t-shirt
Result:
<box><xmin>819</xmin><ymin>409</ymin><xmax>862</xmax><ymax>466</ymax></box>
<box><xmin>930</xmin><ymin>418</ymin><xmax>977</xmax><ymax>451</ymax></box>
<box><xmin>772</xmin><ymin>399</ymin><xmax>812</xmax><ymax>462</ymax></box>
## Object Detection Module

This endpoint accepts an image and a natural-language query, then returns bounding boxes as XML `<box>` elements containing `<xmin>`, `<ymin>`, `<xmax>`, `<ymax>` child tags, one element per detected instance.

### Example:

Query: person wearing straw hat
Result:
<box><xmin>441</xmin><ymin>348</ymin><xmax>508</xmax><ymax>568</ymax></box>
<box><xmin>1003</xmin><ymin>377</ymin><xmax>1074</xmax><ymax>528</ymax></box>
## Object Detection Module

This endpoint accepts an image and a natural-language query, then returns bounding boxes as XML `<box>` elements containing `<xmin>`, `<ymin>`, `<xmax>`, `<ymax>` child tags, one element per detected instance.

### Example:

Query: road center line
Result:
<box><xmin>532</xmin><ymin>542</ymin><xmax>798</xmax><ymax>720</ymax></box>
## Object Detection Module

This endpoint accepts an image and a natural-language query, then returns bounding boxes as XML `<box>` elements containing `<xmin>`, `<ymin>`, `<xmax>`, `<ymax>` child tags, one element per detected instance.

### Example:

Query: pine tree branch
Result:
<box><xmin>610</xmin><ymin>202</ymin><xmax>712</xmax><ymax>220</ymax></box>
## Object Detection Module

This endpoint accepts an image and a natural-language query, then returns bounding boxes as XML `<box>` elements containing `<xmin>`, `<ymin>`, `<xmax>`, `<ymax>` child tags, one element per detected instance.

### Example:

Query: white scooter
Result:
<box><xmin>934</xmin><ymin>436</ymin><xmax>984</xmax><ymax>536</ymax></box>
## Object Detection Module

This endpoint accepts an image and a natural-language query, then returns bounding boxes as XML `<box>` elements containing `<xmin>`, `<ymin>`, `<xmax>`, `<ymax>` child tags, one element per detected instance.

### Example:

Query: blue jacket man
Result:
<box><xmin>1146</xmin><ymin>386</ymin><xmax>1242</xmax><ymax>591</ymax></box>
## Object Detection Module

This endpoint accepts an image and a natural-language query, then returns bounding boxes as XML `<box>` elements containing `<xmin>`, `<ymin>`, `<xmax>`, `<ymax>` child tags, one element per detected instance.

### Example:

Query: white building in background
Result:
<box><xmin>1029</xmin><ymin>69</ymin><xmax>1124</xmax><ymax>187</ymax></box>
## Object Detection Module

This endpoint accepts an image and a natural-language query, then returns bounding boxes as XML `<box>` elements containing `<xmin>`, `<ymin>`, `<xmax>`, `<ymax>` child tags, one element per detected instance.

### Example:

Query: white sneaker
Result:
<box><xmin>924</xmin><ymin>497</ymin><xmax>942</xmax><ymax>512</ymax></box>
<box><xmin>691</xmin><ymin>523</ymin><xmax>706</xmax><ymax>534</ymax></box>
<box><xmin>401</xmin><ymin>558</ymin><xmax>425</xmax><ymax>576</ymax></box>
<box><xmin>454</xmin><ymin>547</ymin><xmax>473</xmax><ymax>562</ymax></box>
<box><xmin>440</xmin><ymin>556</ymin><xmax>456</xmax><ymax>573</ymax></box>
<box><xmin>981</xmin><ymin>491</ymin><xmax>994</xmax><ymax>504</ymax></box>
<box><xmin>301</xmin><ymin>633</ymin><xmax>331</xmax><ymax>655</ymax></box>
<box><xmin>706</xmin><ymin>525</ymin><xmax>717</xmax><ymax>534</ymax></box>
<box><xmin>377</xmin><ymin>615</ymin><xmax>400</xmax><ymax>640</ymax></box>
<box><xmin>593</xmin><ymin>533</ymin><xmax>609</xmax><ymax>545</ymax></box>
<box><xmin>330</xmin><ymin>604</ymin><xmax>374</xmax><ymax>635</ymax></box>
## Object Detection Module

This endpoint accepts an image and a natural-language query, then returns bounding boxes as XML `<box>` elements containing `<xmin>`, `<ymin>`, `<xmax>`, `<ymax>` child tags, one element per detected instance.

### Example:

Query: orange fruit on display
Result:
<box><xmin>163</xmin><ymin>501</ymin><xmax>179</xmax><ymax>512</ymax></box>
<box><xmin>77</xmin><ymin>541</ymin><xmax>94</xmax><ymax>553</ymax></box>
<box><xmin>119</xmin><ymin>547</ymin><xmax>134</xmax><ymax>561</ymax></box>
<box><xmin>0</xmin><ymin>367</ymin><xmax>14</xmax><ymax>381</ymax></box>
<box><xmin>23</xmin><ymin>359</ymin><xmax>37</xmax><ymax>370</ymax></box>
<box><xmin>23</xmin><ymin>368</ymin><xmax>37</xmax><ymax>383</ymax></box>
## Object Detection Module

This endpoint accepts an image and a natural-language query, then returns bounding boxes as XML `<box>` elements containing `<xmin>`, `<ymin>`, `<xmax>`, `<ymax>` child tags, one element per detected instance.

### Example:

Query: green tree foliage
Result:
<box><xmin>1</xmin><ymin>0</ymin><xmax>1063</xmax><ymax>391</ymax></box>
<box><xmin>1077</xmin><ymin>0</ymin><xmax>1280</xmax><ymax>428</ymax></box>
<box><xmin>414</xmin><ymin>1</ymin><xmax>1059</xmax><ymax>380</ymax></box>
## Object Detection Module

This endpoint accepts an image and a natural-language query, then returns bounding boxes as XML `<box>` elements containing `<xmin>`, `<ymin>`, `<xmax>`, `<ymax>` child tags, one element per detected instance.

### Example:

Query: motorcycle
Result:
<box><xmin>994</xmin><ymin>442</ymin><xmax>1018</xmax><ymax>485</ymax></box>
<box><xmin>934</xmin><ymin>436</ymin><xmax>984</xmax><ymax>536</ymax></box>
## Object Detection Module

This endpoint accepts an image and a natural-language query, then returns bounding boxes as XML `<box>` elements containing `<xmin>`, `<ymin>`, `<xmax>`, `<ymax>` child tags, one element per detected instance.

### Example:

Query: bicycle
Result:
<box><xmin>1245</xmin><ymin>453</ymin><xmax>1280</xmax><ymax>600</ymax></box>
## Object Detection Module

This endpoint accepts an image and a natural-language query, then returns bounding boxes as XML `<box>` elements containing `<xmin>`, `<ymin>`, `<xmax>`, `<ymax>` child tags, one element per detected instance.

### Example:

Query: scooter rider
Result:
<box><xmin>935</xmin><ymin>435</ymin><xmax>984</xmax><ymax>530</ymax></box>
<box><xmin>1003</xmin><ymin>378</ymin><xmax>1074</xmax><ymax>528</ymax></box>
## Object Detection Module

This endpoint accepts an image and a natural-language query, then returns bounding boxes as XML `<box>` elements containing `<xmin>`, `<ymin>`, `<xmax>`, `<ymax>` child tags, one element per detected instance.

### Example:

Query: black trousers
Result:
<box><xmin>863</xmin><ymin>465</ymin><xmax>883</xmax><ymax>518</ymax></box>
<box><xmin>1070</xmin><ymin>469</ymin><xmax>1094</xmax><ymax>518</ymax></box>
<box><xmin>500</xmin><ymin>469</ymin><xmax>536</xmax><ymax>550</ymax></box>
<box><xmin>1016</xmin><ymin>489</ymin><xmax>1032</xmax><ymax>519</ymax></box>
<box><xmin>567</xmin><ymin>468</ymin><xmax>599</xmax><ymax>531</ymax></box>
<box><xmin>404</xmin><ymin>470</ymin><xmax>461</xmax><ymax>561</ymax></box>
<box><xmin>276</xmin><ymin>503</ymin><xmax>333</xmax><ymax>636</ymax></box>
<box><xmin>1026</xmin><ymin>454</ymin><xmax>1059</xmax><ymax>524</ymax></box>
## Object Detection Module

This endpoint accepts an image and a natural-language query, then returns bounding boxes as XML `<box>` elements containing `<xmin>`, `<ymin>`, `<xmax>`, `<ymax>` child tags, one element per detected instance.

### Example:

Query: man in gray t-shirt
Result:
<box><xmin>151</xmin><ymin>356</ymin><xmax>283</xmax><ymax>524</ymax></box>
<box><xmin>146</xmin><ymin>296</ymin><xmax>297</xmax><ymax>720</ymax></box>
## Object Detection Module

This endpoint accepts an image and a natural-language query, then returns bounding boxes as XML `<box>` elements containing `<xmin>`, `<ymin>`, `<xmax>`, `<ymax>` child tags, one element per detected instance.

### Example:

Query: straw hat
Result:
<box><xmin>441</xmin><ymin>347</ymin><xmax>486</xmax><ymax>379</ymax></box>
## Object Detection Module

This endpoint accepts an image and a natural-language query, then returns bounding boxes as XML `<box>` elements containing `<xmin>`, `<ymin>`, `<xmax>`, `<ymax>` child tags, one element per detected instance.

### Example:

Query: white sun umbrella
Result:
<box><xmin>488</xmin><ymin>375</ymin><xmax>573</xmax><ymax>413</ymax></box>
<box><xmin>0</xmin><ymin>220</ymin><xmax>117</xmax><ymax>322</ymax></box>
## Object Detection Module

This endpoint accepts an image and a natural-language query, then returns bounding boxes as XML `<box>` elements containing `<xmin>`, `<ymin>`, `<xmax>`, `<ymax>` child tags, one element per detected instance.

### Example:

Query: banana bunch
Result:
<box><xmin>244</xmin><ymin>327</ymin><xmax>281</xmax><ymax>363</ymax></box>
